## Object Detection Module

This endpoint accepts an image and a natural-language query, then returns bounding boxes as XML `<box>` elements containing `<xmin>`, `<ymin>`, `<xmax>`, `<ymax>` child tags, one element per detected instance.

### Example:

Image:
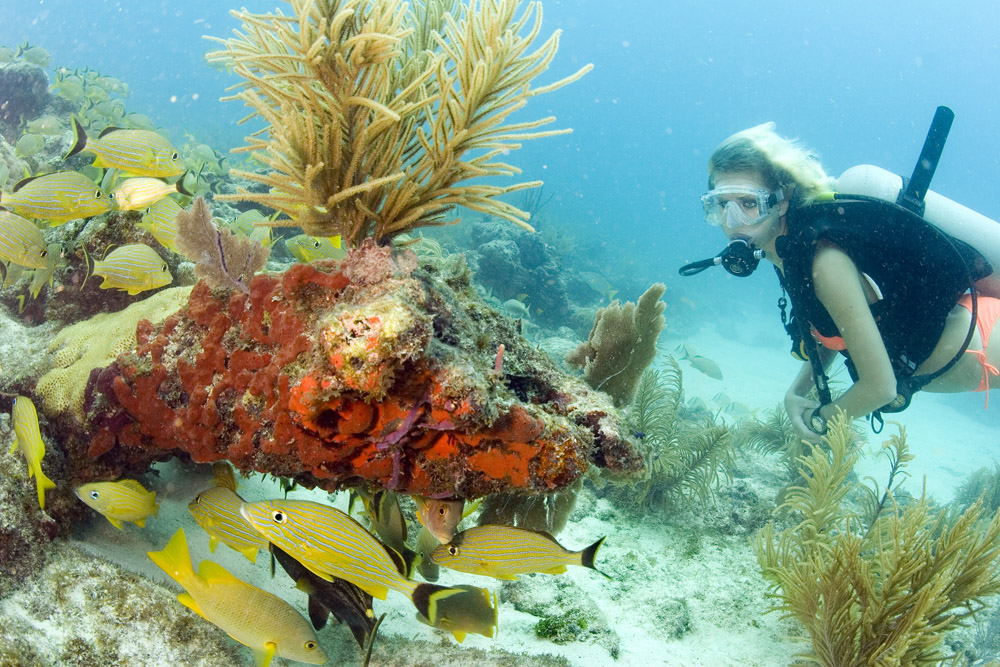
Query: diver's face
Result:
<box><xmin>710</xmin><ymin>171</ymin><xmax>788</xmax><ymax>253</ymax></box>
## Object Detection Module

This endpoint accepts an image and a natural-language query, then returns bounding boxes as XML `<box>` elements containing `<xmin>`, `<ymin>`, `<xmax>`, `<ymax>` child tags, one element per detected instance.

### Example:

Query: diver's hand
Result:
<box><xmin>784</xmin><ymin>392</ymin><xmax>822</xmax><ymax>444</ymax></box>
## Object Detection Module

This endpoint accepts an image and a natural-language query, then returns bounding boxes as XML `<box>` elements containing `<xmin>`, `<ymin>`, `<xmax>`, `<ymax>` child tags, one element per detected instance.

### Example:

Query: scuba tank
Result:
<box><xmin>836</xmin><ymin>163</ymin><xmax>1000</xmax><ymax>295</ymax></box>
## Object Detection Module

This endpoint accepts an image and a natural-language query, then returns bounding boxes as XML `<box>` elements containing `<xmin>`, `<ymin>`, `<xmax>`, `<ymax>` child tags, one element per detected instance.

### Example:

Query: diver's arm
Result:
<box><xmin>811</xmin><ymin>243</ymin><xmax>897</xmax><ymax>424</ymax></box>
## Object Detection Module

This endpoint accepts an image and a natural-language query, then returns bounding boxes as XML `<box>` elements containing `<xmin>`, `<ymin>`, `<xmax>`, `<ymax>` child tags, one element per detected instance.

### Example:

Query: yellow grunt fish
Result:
<box><xmin>283</xmin><ymin>234</ymin><xmax>346</xmax><ymax>264</ymax></box>
<box><xmin>240</xmin><ymin>499</ymin><xmax>489</xmax><ymax>630</ymax></box>
<box><xmin>138</xmin><ymin>197</ymin><xmax>183</xmax><ymax>252</ymax></box>
<box><xmin>431</xmin><ymin>525</ymin><xmax>610</xmax><ymax>581</ymax></box>
<box><xmin>10</xmin><ymin>396</ymin><xmax>57</xmax><ymax>510</ymax></box>
<box><xmin>0</xmin><ymin>171</ymin><xmax>111</xmax><ymax>223</ymax></box>
<box><xmin>75</xmin><ymin>479</ymin><xmax>159</xmax><ymax>529</ymax></box>
<box><xmin>148</xmin><ymin>528</ymin><xmax>326</xmax><ymax>667</ymax></box>
<box><xmin>113</xmin><ymin>176</ymin><xmax>190</xmax><ymax>212</ymax></box>
<box><xmin>0</xmin><ymin>209</ymin><xmax>49</xmax><ymax>268</ymax></box>
<box><xmin>189</xmin><ymin>464</ymin><xmax>269</xmax><ymax>563</ymax></box>
<box><xmin>86</xmin><ymin>243</ymin><xmax>172</xmax><ymax>295</ymax></box>
<box><xmin>65</xmin><ymin>117</ymin><xmax>185</xmax><ymax>178</ymax></box>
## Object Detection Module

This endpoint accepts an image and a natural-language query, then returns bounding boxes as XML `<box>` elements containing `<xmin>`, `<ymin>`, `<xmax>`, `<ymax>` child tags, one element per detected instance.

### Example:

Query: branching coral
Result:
<box><xmin>754</xmin><ymin>413</ymin><xmax>1000</xmax><ymax>666</ymax></box>
<box><xmin>207</xmin><ymin>0</ymin><xmax>591</xmax><ymax>246</ymax></box>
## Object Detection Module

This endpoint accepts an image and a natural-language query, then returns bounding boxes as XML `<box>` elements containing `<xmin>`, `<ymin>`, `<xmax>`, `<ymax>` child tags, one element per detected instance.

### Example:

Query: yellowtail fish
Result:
<box><xmin>415</xmin><ymin>584</ymin><xmax>499</xmax><ymax>643</ymax></box>
<box><xmin>112</xmin><ymin>176</ymin><xmax>190</xmax><ymax>211</ymax></box>
<box><xmin>676</xmin><ymin>344</ymin><xmax>723</xmax><ymax>381</ymax></box>
<box><xmin>75</xmin><ymin>479</ymin><xmax>159</xmax><ymax>529</ymax></box>
<box><xmin>240</xmin><ymin>499</ymin><xmax>482</xmax><ymax>629</ymax></box>
<box><xmin>138</xmin><ymin>197</ymin><xmax>183</xmax><ymax>252</ymax></box>
<box><xmin>283</xmin><ymin>234</ymin><xmax>346</xmax><ymax>264</ymax></box>
<box><xmin>413</xmin><ymin>496</ymin><xmax>465</xmax><ymax>544</ymax></box>
<box><xmin>148</xmin><ymin>529</ymin><xmax>326</xmax><ymax>667</ymax></box>
<box><xmin>86</xmin><ymin>243</ymin><xmax>171</xmax><ymax>295</ymax></box>
<box><xmin>0</xmin><ymin>209</ymin><xmax>49</xmax><ymax>268</ymax></box>
<box><xmin>0</xmin><ymin>171</ymin><xmax>111</xmax><ymax>223</ymax></box>
<box><xmin>65</xmin><ymin>117</ymin><xmax>184</xmax><ymax>178</ymax></box>
<box><xmin>10</xmin><ymin>396</ymin><xmax>57</xmax><ymax>510</ymax></box>
<box><xmin>189</xmin><ymin>463</ymin><xmax>269</xmax><ymax>563</ymax></box>
<box><xmin>431</xmin><ymin>525</ymin><xmax>610</xmax><ymax>580</ymax></box>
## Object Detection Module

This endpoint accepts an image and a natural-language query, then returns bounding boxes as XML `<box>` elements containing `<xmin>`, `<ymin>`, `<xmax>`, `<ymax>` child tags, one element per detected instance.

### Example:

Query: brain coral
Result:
<box><xmin>35</xmin><ymin>287</ymin><xmax>191</xmax><ymax>420</ymax></box>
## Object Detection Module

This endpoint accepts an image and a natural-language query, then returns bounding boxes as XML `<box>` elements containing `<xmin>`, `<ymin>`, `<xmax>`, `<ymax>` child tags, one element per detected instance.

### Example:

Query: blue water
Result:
<box><xmin>5</xmin><ymin>0</ymin><xmax>1000</xmax><ymax>296</ymax></box>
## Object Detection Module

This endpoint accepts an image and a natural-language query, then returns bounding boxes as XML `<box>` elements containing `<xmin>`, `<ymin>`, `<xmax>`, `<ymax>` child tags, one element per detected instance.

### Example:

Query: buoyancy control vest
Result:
<box><xmin>774</xmin><ymin>194</ymin><xmax>991</xmax><ymax>399</ymax></box>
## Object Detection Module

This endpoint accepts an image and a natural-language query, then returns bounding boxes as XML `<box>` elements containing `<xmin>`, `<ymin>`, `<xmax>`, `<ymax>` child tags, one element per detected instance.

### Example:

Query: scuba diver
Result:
<box><xmin>680</xmin><ymin>108</ymin><xmax>1000</xmax><ymax>443</ymax></box>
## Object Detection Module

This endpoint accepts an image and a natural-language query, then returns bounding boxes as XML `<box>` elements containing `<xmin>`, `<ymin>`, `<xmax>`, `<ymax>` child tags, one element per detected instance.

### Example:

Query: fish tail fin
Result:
<box><xmin>148</xmin><ymin>528</ymin><xmax>194</xmax><ymax>585</ymax></box>
<box><xmin>35</xmin><ymin>468</ymin><xmax>56</xmax><ymax>510</ymax></box>
<box><xmin>580</xmin><ymin>536</ymin><xmax>612</xmax><ymax>579</ymax></box>
<box><xmin>64</xmin><ymin>116</ymin><xmax>88</xmax><ymax>160</ymax></box>
<box><xmin>410</xmin><ymin>583</ymin><xmax>464</xmax><ymax>627</ymax></box>
<box><xmin>175</xmin><ymin>172</ymin><xmax>193</xmax><ymax>197</ymax></box>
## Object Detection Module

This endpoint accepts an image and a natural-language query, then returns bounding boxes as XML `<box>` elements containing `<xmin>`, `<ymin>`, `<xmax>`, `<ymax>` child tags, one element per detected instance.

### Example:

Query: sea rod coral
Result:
<box><xmin>206</xmin><ymin>0</ymin><xmax>591</xmax><ymax>245</ymax></box>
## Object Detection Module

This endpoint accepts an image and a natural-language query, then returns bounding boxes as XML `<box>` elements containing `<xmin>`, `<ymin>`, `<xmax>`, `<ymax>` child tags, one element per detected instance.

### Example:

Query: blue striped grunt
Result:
<box><xmin>148</xmin><ymin>528</ymin><xmax>326</xmax><ymax>667</ymax></box>
<box><xmin>10</xmin><ymin>396</ymin><xmax>57</xmax><ymax>510</ymax></box>
<box><xmin>431</xmin><ymin>525</ymin><xmax>610</xmax><ymax>580</ymax></box>
<box><xmin>138</xmin><ymin>197</ymin><xmax>183</xmax><ymax>252</ymax></box>
<box><xmin>0</xmin><ymin>171</ymin><xmax>111</xmax><ymax>223</ymax></box>
<box><xmin>65</xmin><ymin>117</ymin><xmax>185</xmax><ymax>178</ymax></box>
<box><xmin>75</xmin><ymin>479</ymin><xmax>159</xmax><ymax>529</ymax></box>
<box><xmin>0</xmin><ymin>209</ymin><xmax>49</xmax><ymax>268</ymax></box>
<box><xmin>283</xmin><ymin>234</ymin><xmax>346</xmax><ymax>264</ymax></box>
<box><xmin>113</xmin><ymin>176</ymin><xmax>190</xmax><ymax>212</ymax></box>
<box><xmin>240</xmin><ymin>499</ymin><xmax>490</xmax><ymax>630</ymax></box>
<box><xmin>189</xmin><ymin>463</ymin><xmax>269</xmax><ymax>563</ymax></box>
<box><xmin>87</xmin><ymin>243</ymin><xmax>172</xmax><ymax>295</ymax></box>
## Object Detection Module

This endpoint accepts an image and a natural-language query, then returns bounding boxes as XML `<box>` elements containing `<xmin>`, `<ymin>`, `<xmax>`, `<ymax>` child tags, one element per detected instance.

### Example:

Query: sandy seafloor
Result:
<box><xmin>2</xmin><ymin>314</ymin><xmax>997</xmax><ymax>667</ymax></box>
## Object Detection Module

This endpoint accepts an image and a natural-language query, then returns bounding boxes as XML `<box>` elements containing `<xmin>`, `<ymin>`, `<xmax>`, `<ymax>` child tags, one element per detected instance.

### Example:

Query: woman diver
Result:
<box><xmin>683</xmin><ymin>112</ymin><xmax>1000</xmax><ymax>443</ymax></box>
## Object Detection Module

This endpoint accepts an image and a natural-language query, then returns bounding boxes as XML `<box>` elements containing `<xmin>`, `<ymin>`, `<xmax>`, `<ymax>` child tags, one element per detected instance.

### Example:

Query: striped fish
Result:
<box><xmin>430</xmin><ymin>525</ymin><xmax>610</xmax><ymax>580</ymax></box>
<box><xmin>138</xmin><ymin>197</ymin><xmax>183</xmax><ymax>252</ymax></box>
<box><xmin>0</xmin><ymin>171</ymin><xmax>111</xmax><ymax>223</ymax></box>
<box><xmin>240</xmin><ymin>499</ymin><xmax>490</xmax><ymax>629</ymax></box>
<box><xmin>284</xmin><ymin>234</ymin><xmax>346</xmax><ymax>264</ymax></box>
<box><xmin>75</xmin><ymin>479</ymin><xmax>159</xmax><ymax>529</ymax></box>
<box><xmin>10</xmin><ymin>396</ymin><xmax>57</xmax><ymax>510</ymax></box>
<box><xmin>113</xmin><ymin>176</ymin><xmax>190</xmax><ymax>212</ymax></box>
<box><xmin>0</xmin><ymin>208</ymin><xmax>48</xmax><ymax>268</ymax></box>
<box><xmin>189</xmin><ymin>463</ymin><xmax>269</xmax><ymax>563</ymax></box>
<box><xmin>148</xmin><ymin>529</ymin><xmax>326</xmax><ymax>667</ymax></box>
<box><xmin>88</xmin><ymin>243</ymin><xmax>171</xmax><ymax>295</ymax></box>
<box><xmin>65</xmin><ymin>117</ymin><xmax>184</xmax><ymax>178</ymax></box>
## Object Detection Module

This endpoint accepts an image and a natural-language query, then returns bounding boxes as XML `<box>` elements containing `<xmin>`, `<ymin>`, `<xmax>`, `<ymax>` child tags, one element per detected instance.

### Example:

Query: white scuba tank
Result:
<box><xmin>835</xmin><ymin>164</ymin><xmax>1000</xmax><ymax>295</ymax></box>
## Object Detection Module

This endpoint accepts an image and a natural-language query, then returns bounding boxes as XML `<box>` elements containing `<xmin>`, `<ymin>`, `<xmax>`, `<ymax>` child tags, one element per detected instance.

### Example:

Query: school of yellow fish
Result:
<box><xmin>9</xmin><ymin>395</ymin><xmax>609</xmax><ymax>664</ymax></box>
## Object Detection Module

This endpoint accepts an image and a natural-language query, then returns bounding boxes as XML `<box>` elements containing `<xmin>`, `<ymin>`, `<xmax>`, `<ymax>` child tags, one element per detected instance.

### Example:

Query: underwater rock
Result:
<box><xmin>78</xmin><ymin>243</ymin><xmax>643</xmax><ymax>498</ymax></box>
<box><xmin>0</xmin><ymin>61</ymin><xmax>50</xmax><ymax>141</ymax></box>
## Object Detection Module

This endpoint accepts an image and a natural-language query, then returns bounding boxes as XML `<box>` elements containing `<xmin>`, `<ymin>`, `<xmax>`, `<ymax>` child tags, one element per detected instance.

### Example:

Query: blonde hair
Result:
<box><xmin>708</xmin><ymin>122</ymin><xmax>833</xmax><ymax>205</ymax></box>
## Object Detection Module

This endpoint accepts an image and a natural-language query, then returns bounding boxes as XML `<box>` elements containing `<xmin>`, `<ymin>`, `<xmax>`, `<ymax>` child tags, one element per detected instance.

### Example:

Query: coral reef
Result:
<box><xmin>566</xmin><ymin>283</ymin><xmax>666</xmax><ymax>407</ymax></box>
<box><xmin>605</xmin><ymin>362</ymin><xmax>733</xmax><ymax>514</ymax></box>
<box><xmin>35</xmin><ymin>287</ymin><xmax>192</xmax><ymax>420</ymax></box>
<box><xmin>78</xmin><ymin>243</ymin><xmax>641</xmax><ymax>498</ymax></box>
<box><xmin>207</xmin><ymin>0</ymin><xmax>591</xmax><ymax>245</ymax></box>
<box><xmin>0</xmin><ymin>61</ymin><xmax>50</xmax><ymax>140</ymax></box>
<box><xmin>754</xmin><ymin>413</ymin><xmax>1000</xmax><ymax>665</ymax></box>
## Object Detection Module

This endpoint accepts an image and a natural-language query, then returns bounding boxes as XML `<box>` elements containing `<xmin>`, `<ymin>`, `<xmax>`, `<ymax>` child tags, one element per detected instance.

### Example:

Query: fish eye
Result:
<box><xmin>89</xmin><ymin>490</ymin><xmax>100</xmax><ymax>500</ymax></box>
<box><xmin>40</xmin><ymin>249</ymin><xmax>47</xmax><ymax>258</ymax></box>
<box><xmin>312</xmin><ymin>241</ymin><xmax>321</xmax><ymax>248</ymax></box>
<box><xmin>272</xmin><ymin>511</ymin><xmax>286</xmax><ymax>523</ymax></box>
<box><xmin>95</xmin><ymin>189</ymin><xmax>102</xmax><ymax>198</ymax></box>
<box><xmin>171</xmin><ymin>152</ymin><xmax>178</xmax><ymax>160</ymax></box>
<box><xmin>447</xmin><ymin>545</ymin><xmax>459</xmax><ymax>556</ymax></box>
<box><xmin>438</xmin><ymin>507</ymin><xmax>447</xmax><ymax>516</ymax></box>
<box><xmin>304</xmin><ymin>641</ymin><xmax>317</xmax><ymax>650</ymax></box>
<box><xmin>161</xmin><ymin>264</ymin><xmax>167</xmax><ymax>271</ymax></box>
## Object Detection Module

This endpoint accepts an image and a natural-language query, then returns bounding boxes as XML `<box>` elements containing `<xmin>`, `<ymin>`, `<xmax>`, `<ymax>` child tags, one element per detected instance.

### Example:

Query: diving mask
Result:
<box><xmin>701</xmin><ymin>186</ymin><xmax>784</xmax><ymax>228</ymax></box>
